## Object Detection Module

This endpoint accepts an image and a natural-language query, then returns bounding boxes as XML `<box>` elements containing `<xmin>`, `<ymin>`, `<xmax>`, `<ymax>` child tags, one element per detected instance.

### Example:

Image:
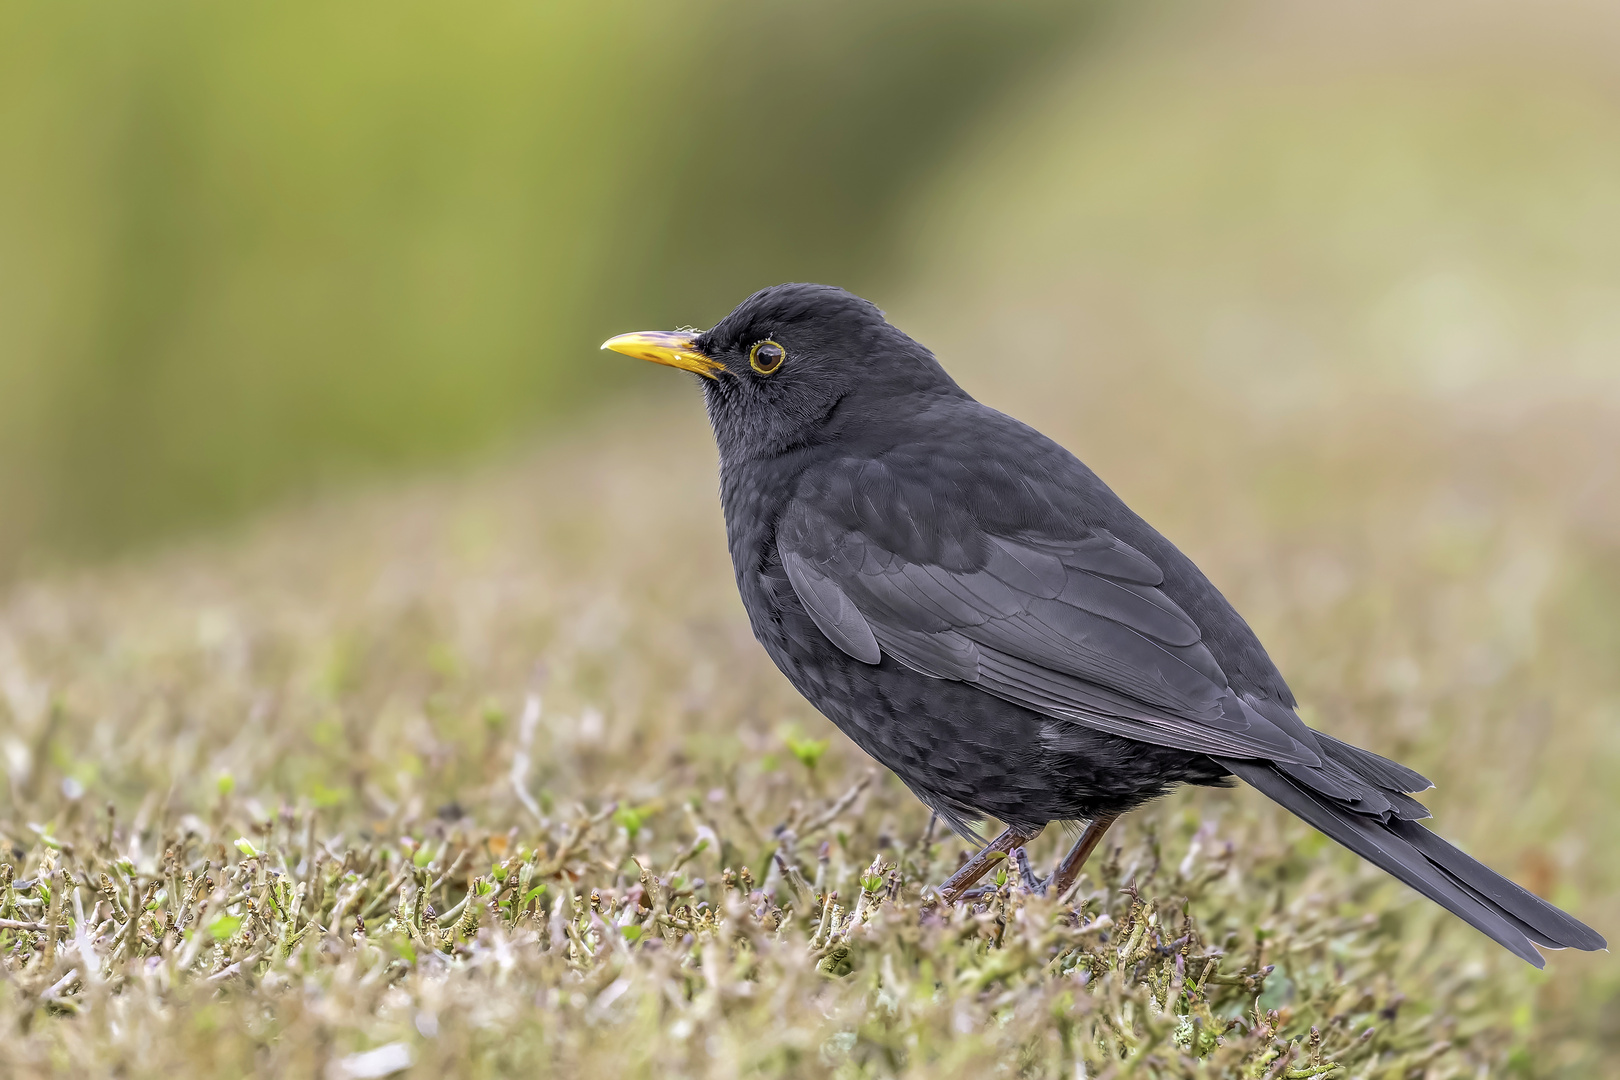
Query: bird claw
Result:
<box><xmin>1013</xmin><ymin>846</ymin><xmax>1048</xmax><ymax>894</ymax></box>
<box><xmin>952</xmin><ymin>849</ymin><xmax>1049</xmax><ymax>902</ymax></box>
<box><xmin>931</xmin><ymin>825</ymin><xmax>1042</xmax><ymax>903</ymax></box>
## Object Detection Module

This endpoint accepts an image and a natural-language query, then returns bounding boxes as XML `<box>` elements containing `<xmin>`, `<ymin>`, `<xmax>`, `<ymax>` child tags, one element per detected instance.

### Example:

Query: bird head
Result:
<box><xmin>603</xmin><ymin>283</ymin><xmax>961</xmax><ymax>461</ymax></box>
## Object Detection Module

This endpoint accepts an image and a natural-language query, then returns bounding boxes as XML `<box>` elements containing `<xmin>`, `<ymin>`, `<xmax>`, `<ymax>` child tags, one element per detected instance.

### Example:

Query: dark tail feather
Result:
<box><xmin>1387</xmin><ymin>817</ymin><xmax>1607</xmax><ymax>951</ymax></box>
<box><xmin>1314</xmin><ymin>732</ymin><xmax>1432</xmax><ymax>793</ymax></box>
<box><xmin>1221</xmin><ymin>758</ymin><xmax>1607</xmax><ymax>967</ymax></box>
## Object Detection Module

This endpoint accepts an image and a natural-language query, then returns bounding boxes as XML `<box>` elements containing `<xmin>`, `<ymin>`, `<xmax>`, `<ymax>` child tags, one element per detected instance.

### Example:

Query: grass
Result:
<box><xmin>0</xmin><ymin>777</ymin><xmax>1521</xmax><ymax>1078</ymax></box>
<box><xmin>1</xmin><ymin>380</ymin><xmax>1617</xmax><ymax>1076</ymax></box>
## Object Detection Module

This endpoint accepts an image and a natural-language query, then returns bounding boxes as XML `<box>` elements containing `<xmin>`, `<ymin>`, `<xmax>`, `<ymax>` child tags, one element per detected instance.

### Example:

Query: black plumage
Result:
<box><xmin>603</xmin><ymin>282</ymin><xmax>1605</xmax><ymax>967</ymax></box>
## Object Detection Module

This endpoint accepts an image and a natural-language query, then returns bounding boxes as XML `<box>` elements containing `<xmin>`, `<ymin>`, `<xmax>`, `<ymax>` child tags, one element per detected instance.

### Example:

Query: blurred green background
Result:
<box><xmin>0</xmin><ymin>0</ymin><xmax>1101</xmax><ymax>573</ymax></box>
<box><xmin>2</xmin><ymin>0</ymin><xmax>1619</xmax><ymax>574</ymax></box>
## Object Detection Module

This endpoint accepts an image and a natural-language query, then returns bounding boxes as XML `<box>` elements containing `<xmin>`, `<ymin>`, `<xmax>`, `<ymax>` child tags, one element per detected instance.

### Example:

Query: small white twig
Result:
<box><xmin>207</xmin><ymin>942</ymin><xmax>272</xmax><ymax>983</ymax></box>
<box><xmin>510</xmin><ymin>693</ymin><xmax>544</xmax><ymax>826</ymax></box>
<box><xmin>41</xmin><ymin>969</ymin><xmax>79</xmax><ymax>1001</ymax></box>
<box><xmin>72</xmin><ymin>885</ymin><xmax>102</xmax><ymax>987</ymax></box>
<box><xmin>801</xmin><ymin>772</ymin><xmax>873</xmax><ymax>836</ymax></box>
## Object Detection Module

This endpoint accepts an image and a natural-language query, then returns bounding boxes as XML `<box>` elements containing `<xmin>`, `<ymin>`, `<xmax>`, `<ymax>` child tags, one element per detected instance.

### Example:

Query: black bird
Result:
<box><xmin>603</xmin><ymin>283</ymin><xmax>1605</xmax><ymax>966</ymax></box>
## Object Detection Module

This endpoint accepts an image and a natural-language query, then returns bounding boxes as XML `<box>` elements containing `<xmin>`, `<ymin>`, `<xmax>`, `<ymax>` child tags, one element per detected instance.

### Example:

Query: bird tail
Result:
<box><xmin>1219</xmin><ymin>756</ymin><xmax>1607</xmax><ymax>967</ymax></box>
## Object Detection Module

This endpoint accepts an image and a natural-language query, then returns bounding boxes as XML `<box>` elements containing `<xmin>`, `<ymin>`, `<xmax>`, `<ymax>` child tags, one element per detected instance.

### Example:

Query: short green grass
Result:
<box><xmin>1</xmin><ymin>386</ymin><xmax>1616</xmax><ymax>1076</ymax></box>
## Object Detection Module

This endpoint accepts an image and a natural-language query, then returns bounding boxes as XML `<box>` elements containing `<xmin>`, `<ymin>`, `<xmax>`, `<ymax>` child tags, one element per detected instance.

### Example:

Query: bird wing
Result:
<box><xmin>776</xmin><ymin>472</ymin><xmax>1328</xmax><ymax>767</ymax></box>
<box><xmin>776</xmin><ymin>449</ymin><xmax>1607</xmax><ymax>965</ymax></box>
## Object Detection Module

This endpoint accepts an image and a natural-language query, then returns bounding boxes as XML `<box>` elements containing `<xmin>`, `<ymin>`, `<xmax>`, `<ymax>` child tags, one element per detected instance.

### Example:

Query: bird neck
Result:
<box><xmin>715</xmin><ymin>448</ymin><xmax>808</xmax><ymax>589</ymax></box>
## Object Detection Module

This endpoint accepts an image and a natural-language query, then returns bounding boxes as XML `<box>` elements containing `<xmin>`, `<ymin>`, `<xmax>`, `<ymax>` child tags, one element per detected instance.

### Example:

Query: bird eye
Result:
<box><xmin>749</xmin><ymin>339</ymin><xmax>786</xmax><ymax>375</ymax></box>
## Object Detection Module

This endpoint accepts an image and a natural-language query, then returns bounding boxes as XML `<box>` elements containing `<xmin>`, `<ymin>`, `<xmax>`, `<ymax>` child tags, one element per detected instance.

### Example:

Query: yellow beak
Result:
<box><xmin>600</xmin><ymin>330</ymin><xmax>725</xmax><ymax>379</ymax></box>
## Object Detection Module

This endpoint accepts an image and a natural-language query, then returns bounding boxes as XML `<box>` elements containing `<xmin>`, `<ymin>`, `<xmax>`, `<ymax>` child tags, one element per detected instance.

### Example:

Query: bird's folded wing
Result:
<box><xmin>777</xmin><ymin>497</ymin><xmax>1325</xmax><ymax>767</ymax></box>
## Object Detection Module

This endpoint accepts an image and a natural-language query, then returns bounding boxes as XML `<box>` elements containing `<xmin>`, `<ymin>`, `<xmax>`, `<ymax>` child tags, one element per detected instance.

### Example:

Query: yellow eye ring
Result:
<box><xmin>749</xmin><ymin>339</ymin><xmax>786</xmax><ymax>375</ymax></box>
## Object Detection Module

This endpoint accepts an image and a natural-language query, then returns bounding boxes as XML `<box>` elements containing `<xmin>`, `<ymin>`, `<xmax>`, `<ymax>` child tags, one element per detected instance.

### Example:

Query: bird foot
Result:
<box><xmin>954</xmin><ymin>848</ymin><xmax>1048</xmax><ymax>902</ymax></box>
<box><xmin>1013</xmin><ymin>847</ymin><xmax>1046</xmax><ymax>894</ymax></box>
<box><xmin>952</xmin><ymin>850</ymin><xmax>1052</xmax><ymax>901</ymax></box>
<box><xmin>930</xmin><ymin>825</ymin><xmax>1041</xmax><ymax>903</ymax></box>
<box><xmin>930</xmin><ymin>816</ymin><xmax>1120</xmax><ymax>905</ymax></box>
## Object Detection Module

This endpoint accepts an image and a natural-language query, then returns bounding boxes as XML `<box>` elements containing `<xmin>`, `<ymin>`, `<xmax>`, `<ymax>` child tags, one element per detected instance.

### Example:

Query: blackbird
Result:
<box><xmin>603</xmin><ymin>283</ymin><xmax>1604</xmax><ymax>966</ymax></box>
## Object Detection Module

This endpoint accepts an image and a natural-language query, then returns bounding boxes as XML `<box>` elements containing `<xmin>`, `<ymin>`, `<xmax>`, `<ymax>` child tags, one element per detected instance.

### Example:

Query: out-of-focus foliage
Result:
<box><xmin>900</xmin><ymin>0</ymin><xmax>1620</xmax><ymax>409</ymax></box>
<box><xmin>0</xmin><ymin>0</ymin><xmax>1099</xmax><ymax>573</ymax></box>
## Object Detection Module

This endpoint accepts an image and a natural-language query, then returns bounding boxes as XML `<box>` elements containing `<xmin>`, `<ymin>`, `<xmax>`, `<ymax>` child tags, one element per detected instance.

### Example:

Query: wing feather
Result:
<box><xmin>776</xmin><ymin>493</ymin><xmax>1324</xmax><ymax>767</ymax></box>
<box><xmin>983</xmin><ymin>537</ymin><xmax>1067</xmax><ymax>597</ymax></box>
<box><xmin>778</xmin><ymin>547</ymin><xmax>881</xmax><ymax>665</ymax></box>
<box><xmin>869</xmin><ymin>624</ymin><xmax>981</xmax><ymax>681</ymax></box>
<box><xmin>1058</xmin><ymin>573</ymin><xmax>1200</xmax><ymax>646</ymax></box>
<box><xmin>1059</xmin><ymin>533</ymin><xmax>1164</xmax><ymax>585</ymax></box>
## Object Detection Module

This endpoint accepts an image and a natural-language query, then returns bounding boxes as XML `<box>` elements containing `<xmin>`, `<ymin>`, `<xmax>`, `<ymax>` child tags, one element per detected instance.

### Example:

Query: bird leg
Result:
<box><xmin>1043</xmin><ymin>814</ymin><xmax>1119</xmax><ymax>901</ymax></box>
<box><xmin>934</xmin><ymin>825</ymin><xmax>1042</xmax><ymax>903</ymax></box>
